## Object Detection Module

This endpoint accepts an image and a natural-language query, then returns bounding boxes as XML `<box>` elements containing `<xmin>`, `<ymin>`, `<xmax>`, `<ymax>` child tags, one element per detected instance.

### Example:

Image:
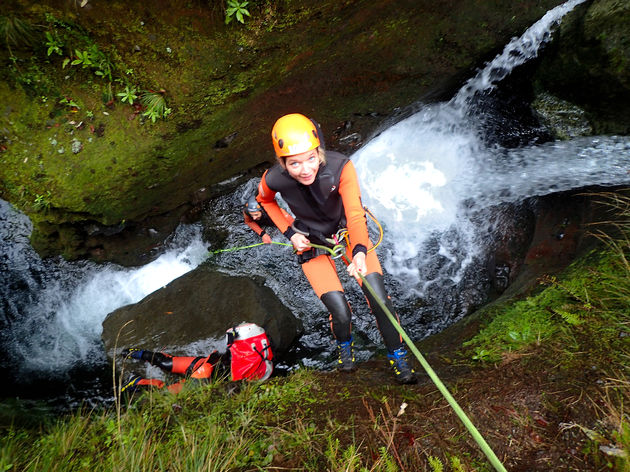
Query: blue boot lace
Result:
<box><xmin>337</xmin><ymin>338</ymin><xmax>356</xmax><ymax>371</ymax></box>
<box><xmin>388</xmin><ymin>347</ymin><xmax>416</xmax><ymax>383</ymax></box>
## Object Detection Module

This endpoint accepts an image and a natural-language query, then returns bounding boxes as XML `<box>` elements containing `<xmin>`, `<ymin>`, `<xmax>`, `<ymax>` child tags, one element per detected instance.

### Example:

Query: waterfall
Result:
<box><xmin>352</xmin><ymin>0</ymin><xmax>629</xmax><ymax>306</ymax></box>
<box><xmin>1</xmin><ymin>0</ymin><xmax>629</xmax><ymax>395</ymax></box>
<box><xmin>0</xmin><ymin>199</ymin><xmax>208</xmax><ymax>378</ymax></box>
<box><xmin>452</xmin><ymin>0</ymin><xmax>588</xmax><ymax>108</ymax></box>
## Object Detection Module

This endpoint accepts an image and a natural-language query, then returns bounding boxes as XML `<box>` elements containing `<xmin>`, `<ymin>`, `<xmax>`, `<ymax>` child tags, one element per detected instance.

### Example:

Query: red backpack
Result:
<box><xmin>226</xmin><ymin>323</ymin><xmax>274</xmax><ymax>381</ymax></box>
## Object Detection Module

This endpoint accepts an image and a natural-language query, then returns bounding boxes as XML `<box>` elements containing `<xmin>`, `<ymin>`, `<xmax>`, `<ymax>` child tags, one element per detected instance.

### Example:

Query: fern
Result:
<box><xmin>450</xmin><ymin>456</ymin><xmax>466</xmax><ymax>472</ymax></box>
<box><xmin>378</xmin><ymin>447</ymin><xmax>398</xmax><ymax>472</ymax></box>
<box><xmin>552</xmin><ymin>308</ymin><xmax>584</xmax><ymax>326</ymax></box>
<box><xmin>428</xmin><ymin>455</ymin><xmax>444</xmax><ymax>472</ymax></box>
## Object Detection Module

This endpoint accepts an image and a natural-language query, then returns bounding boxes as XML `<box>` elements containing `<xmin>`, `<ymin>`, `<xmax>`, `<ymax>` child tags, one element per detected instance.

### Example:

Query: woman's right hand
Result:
<box><xmin>290</xmin><ymin>233</ymin><xmax>311</xmax><ymax>252</ymax></box>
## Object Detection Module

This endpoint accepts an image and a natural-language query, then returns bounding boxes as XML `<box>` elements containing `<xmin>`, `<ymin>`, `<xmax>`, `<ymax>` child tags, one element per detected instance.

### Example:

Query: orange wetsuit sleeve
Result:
<box><xmin>338</xmin><ymin>160</ymin><xmax>369</xmax><ymax>256</ymax></box>
<box><xmin>243</xmin><ymin>211</ymin><xmax>264</xmax><ymax>235</ymax></box>
<box><xmin>258</xmin><ymin>170</ymin><xmax>294</xmax><ymax>238</ymax></box>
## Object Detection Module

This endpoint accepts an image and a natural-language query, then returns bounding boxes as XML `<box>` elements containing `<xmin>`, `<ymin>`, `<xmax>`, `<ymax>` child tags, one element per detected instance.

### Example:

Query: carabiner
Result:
<box><xmin>330</xmin><ymin>244</ymin><xmax>346</xmax><ymax>260</ymax></box>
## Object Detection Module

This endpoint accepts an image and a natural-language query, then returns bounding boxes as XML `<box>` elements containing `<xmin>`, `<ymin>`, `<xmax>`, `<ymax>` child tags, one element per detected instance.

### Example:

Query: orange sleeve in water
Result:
<box><xmin>258</xmin><ymin>170</ymin><xmax>292</xmax><ymax>233</ymax></box>
<box><xmin>243</xmin><ymin>211</ymin><xmax>264</xmax><ymax>235</ymax></box>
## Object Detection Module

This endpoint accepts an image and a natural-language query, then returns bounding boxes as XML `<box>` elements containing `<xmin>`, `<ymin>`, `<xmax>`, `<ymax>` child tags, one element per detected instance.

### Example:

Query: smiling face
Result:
<box><xmin>283</xmin><ymin>148</ymin><xmax>320</xmax><ymax>185</ymax></box>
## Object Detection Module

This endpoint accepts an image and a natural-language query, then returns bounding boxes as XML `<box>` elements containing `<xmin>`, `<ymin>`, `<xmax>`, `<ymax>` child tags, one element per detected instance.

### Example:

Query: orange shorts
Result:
<box><xmin>301</xmin><ymin>243</ymin><xmax>382</xmax><ymax>298</ymax></box>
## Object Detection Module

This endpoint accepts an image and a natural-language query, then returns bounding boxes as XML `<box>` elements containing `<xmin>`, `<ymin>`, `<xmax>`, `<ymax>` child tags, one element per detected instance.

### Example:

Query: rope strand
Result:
<box><xmin>312</xmin><ymin>242</ymin><xmax>508</xmax><ymax>472</ymax></box>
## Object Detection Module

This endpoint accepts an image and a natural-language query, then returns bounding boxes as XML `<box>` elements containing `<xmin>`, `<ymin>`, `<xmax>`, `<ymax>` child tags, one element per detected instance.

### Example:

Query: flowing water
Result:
<box><xmin>0</xmin><ymin>202</ymin><xmax>207</xmax><ymax>407</ymax></box>
<box><xmin>1</xmin><ymin>0</ymin><xmax>629</xmax><ymax>408</ymax></box>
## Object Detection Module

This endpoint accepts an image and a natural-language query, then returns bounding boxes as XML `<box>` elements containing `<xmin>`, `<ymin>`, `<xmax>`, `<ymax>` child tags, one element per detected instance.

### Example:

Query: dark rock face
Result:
<box><xmin>488</xmin><ymin>189</ymin><xmax>612</xmax><ymax>300</ymax></box>
<box><xmin>534</xmin><ymin>0</ymin><xmax>630</xmax><ymax>134</ymax></box>
<box><xmin>101</xmin><ymin>264</ymin><xmax>303</xmax><ymax>358</ymax></box>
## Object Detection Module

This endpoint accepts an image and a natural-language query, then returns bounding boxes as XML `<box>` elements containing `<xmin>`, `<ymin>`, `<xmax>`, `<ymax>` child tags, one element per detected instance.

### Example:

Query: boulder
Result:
<box><xmin>101</xmin><ymin>264</ymin><xmax>302</xmax><ymax>358</ymax></box>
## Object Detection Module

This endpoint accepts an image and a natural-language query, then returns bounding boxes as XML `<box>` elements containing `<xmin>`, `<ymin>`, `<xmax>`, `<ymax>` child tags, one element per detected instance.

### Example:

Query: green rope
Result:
<box><xmin>208</xmin><ymin>238</ymin><xmax>507</xmax><ymax>470</ymax></box>
<box><xmin>309</xmin><ymin>242</ymin><xmax>508</xmax><ymax>472</ymax></box>
<box><xmin>208</xmin><ymin>240</ymin><xmax>292</xmax><ymax>255</ymax></box>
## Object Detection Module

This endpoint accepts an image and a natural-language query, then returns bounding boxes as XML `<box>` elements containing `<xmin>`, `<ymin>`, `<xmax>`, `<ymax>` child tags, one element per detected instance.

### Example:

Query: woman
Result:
<box><xmin>257</xmin><ymin>113</ymin><xmax>416</xmax><ymax>384</ymax></box>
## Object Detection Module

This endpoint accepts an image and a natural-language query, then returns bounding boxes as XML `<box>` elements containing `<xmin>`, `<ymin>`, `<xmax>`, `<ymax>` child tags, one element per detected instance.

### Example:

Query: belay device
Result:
<box><xmin>226</xmin><ymin>323</ymin><xmax>274</xmax><ymax>381</ymax></box>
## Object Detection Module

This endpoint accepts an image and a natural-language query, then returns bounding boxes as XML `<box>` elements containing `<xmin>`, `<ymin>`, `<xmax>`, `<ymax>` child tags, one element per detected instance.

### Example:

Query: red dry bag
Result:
<box><xmin>226</xmin><ymin>323</ymin><xmax>273</xmax><ymax>381</ymax></box>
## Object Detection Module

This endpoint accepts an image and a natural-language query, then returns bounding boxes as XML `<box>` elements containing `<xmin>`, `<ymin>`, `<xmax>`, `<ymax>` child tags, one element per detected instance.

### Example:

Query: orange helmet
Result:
<box><xmin>271</xmin><ymin>113</ymin><xmax>321</xmax><ymax>158</ymax></box>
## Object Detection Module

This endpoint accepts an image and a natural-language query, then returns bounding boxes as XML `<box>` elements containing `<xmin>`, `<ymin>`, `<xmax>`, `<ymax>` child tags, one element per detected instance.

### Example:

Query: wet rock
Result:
<box><xmin>532</xmin><ymin>92</ymin><xmax>593</xmax><ymax>140</ymax></box>
<box><xmin>101</xmin><ymin>264</ymin><xmax>303</xmax><ymax>358</ymax></box>
<box><xmin>214</xmin><ymin>132</ymin><xmax>238</xmax><ymax>149</ymax></box>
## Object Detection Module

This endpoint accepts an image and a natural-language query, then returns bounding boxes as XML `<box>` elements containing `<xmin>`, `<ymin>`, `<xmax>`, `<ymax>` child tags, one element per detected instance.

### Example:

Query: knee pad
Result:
<box><xmin>362</xmin><ymin>273</ymin><xmax>394</xmax><ymax>312</ymax></box>
<box><xmin>361</xmin><ymin>273</ymin><xmax>402</xmax><ymax>350</ymax></box>
<box><xmin>320</xmin><ymin>290</ymin><xmax>352</xmax><ymax>341</ymax></box>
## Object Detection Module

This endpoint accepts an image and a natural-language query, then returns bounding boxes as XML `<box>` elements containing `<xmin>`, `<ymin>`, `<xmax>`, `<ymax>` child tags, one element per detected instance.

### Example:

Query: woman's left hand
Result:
<box><xmin>347</xmin><ymin>252</ymin><xmax>367</xmax><ymax>280</ymax></box>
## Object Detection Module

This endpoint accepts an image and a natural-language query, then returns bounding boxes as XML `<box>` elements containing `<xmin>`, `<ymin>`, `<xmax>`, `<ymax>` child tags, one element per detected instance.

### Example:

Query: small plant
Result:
<box><xmin>140</xmin><ymin>90</ymin><xmax>171</xmax><ymax>122</ymax></box>
<box><xmin>44</xmin><ymin>31</ymin><xmax>63</xmax><ymax>56</ymax></box>
<box><xmin>70</xmin><ymin>49</ymin><xmax>93</xmax><ymax>68</ymax></box>
<box><xmin>471</xmin><ymin>347</ymin><xmax>494</xmax><ymax>362</ymax></box>
<box><xmin>33</xmin><ymin>191</ymin><xmax>52</xmax><ymax>212</ymax></box>
<box><xmin>225</xmin><ymin>0</ymin><xmax>251</xmax><ymax>24</ymax></box>
<box><xmin>0</xmin><ymin>15</ymin><xmax>35</xmax><ymax>52</ymax></box>
<box><xmin>59</xmin><ymin>96</ymin><xmax>80</xmax><ymax>109</ymax></box>
<box><xmin>116</xmin><ymin>85</ymin><xmax>138</xmax><ymax>105</ymax></box>
<box><xmin>66</xmin><ymin>45</ymin><xmax>113</xmax><ymax>82</ymax></box>
<box><xmin>428</xmin><ymin>455</ymin><xmax>444</xmax><ymax>472</ymax></box>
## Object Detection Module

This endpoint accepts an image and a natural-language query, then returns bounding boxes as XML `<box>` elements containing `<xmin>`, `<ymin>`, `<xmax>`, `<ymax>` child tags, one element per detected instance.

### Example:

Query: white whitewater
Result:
<box><xmin>0</xmin><ymin>204</ymin><xmax>208</xmax><ymax>374</ymax></box>
<box><xmin>2</xmin><ymin>0</ymin><xmax>629</xmax><ymax>377</ymax></box>
<box><xmin>352</xmin><ymin>0</ymin><xmax>629</xmax><ymax>297</ymax></box>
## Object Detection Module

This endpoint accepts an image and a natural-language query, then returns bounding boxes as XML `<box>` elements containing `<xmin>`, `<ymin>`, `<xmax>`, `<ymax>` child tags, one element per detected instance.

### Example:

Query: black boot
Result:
<box><xmin>336</xmin><ymin>337</ymin><xmax>356</xmax><ymax>372</ymax></box>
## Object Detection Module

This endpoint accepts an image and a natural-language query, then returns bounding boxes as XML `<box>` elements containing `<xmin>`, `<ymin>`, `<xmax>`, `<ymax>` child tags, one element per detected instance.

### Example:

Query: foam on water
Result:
<box><xmin>1</xmin><ymin>221</ymin><xmax>208</xmax><ymax>374</ymax></box>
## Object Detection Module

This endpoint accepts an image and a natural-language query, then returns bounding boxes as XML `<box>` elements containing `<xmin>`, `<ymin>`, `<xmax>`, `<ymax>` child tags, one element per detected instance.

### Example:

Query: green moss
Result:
<box><xmin>463</xmin><ymin>248</ymin><xmax>629</xmax><ymax>364</ymax></box>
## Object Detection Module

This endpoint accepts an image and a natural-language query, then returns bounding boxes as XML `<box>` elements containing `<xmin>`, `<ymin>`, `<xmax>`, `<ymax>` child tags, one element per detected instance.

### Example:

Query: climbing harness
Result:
<box><xmin>290</xmin><ymin>206</ymin><xmax>384</xmax><ymax>259</ymax></box>
<box><xmin>312</xmin><ymin>243</ymin><xmax>508</xmax><ymax>472</ymax></box>
<box><xmin>209</xmin><ymin>206</ymin><xmax>382</xmax><ymax>258</ymax></box>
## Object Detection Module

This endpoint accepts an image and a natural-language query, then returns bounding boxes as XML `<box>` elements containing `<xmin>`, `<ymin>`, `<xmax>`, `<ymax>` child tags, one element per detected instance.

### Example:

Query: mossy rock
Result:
<box><xmin>1</xmin><ymin>0</ymin><xmax>568</xmax><ymax>262</ymax></box>
<box><xmin>533</xmin><ymin>0</ymin><xmax>630</xmax><ymax>134</ymax></box>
